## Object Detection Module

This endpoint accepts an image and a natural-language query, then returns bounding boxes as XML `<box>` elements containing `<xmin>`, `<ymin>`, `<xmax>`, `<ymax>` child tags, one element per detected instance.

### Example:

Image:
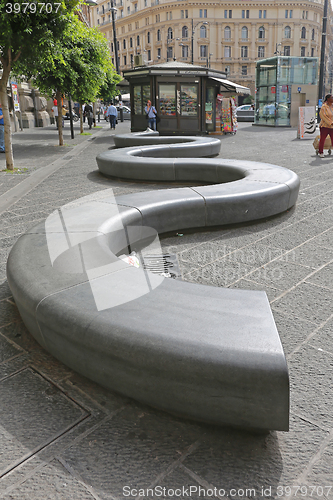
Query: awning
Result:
<box><xmin>209</xmin><ymin>77</ymin><xmax>251</xmax><ymax>95</ymax></box>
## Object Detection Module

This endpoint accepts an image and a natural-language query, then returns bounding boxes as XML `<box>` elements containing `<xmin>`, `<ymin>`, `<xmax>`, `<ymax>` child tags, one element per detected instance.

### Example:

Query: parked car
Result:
<box><xmin>104</xmin><ymin>105</ymin><xmax>131</xmax><ymax>121</ymax></box>
<box><xmin>117</xmin><ymin>105</ymin><xmax>131</xmax><ymax>120</ymax></box>
<box><xmin>236</xmin><ymin>104</ymin><xmax>253</xmax><ymax>112</ymax></box>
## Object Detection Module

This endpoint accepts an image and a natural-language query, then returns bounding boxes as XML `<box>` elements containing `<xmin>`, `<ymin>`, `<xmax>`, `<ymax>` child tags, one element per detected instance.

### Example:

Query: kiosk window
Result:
<box><xmin>180</xmin><ymin>85</ymin><xmax>198</xmax><ymax>116</ymax></box>
<box><xmin>133</xmin><ymin>84</ymin><xmax>151</xmax><ymax>114</ymax></box>
<box><xmin>159</xmin><ymin>84</ymin><xmax>176</xmax><ymax>115</ymax></box>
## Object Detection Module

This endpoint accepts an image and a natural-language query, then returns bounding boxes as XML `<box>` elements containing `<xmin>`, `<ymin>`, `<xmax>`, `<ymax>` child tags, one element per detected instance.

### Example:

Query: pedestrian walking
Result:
<box><xmin>145</xmin><ymin>100</ymin><xmax>157</xmax><ymax>131</ymax></box>
<box><xmin>0</xmin><ymin>102</ymin><xmax>5</xmax><ymax>153</ymax></box>
<box><xmin>318</xmin><ymin>94</ymin><xmax>333</xmax><ymax>158</ymax></box>
<box><xmin>85</xmin><ymin>103</ymin><xmax>94</xmax><ymax>129</ymax></box>
<box><xmin>106</xmin><ymin>102</ymin><xmax>117</xmax><ymax>129</ymax></box>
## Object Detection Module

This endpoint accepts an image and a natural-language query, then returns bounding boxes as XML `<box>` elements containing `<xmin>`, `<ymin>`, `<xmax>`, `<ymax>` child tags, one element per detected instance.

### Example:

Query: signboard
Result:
<box><xmin>298</xmin><ymin>106</ymin><xmax>316</xmax><ymax>139</ymax></box>
<box><xmin>271</xmin><ymin>86</ymin><xmax>276</xmax><ymax>94</ymax></box>
<box><xmin>11</xmin><ymin>82</ymin><xmax>20</xmax><ymax>112</ymax></box>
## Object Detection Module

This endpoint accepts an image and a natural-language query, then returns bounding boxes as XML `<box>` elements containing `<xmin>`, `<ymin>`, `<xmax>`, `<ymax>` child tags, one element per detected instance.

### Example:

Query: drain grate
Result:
<box><xmin>142</xmin><ymin>253</ymin><xmax>181</xmax><ymax>279</ymax></box>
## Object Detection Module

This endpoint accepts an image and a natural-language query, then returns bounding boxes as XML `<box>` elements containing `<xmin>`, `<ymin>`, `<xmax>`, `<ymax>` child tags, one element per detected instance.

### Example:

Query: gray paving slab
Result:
<box><xmin>0</xmin><ymin>122</ymin><xmax>333</xmax><ymax>497</ymax></box>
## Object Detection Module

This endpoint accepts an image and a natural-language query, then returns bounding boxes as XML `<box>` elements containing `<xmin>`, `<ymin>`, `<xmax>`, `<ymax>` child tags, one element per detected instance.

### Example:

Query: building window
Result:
<box><xmin>157</xmin><ymin>48</ymin><xmax>161</xmax><ymax>58</ymax></box>
<box><xmin>225</xmin><ymin>65</ymin><xmax>230</xmax><ymax>75</ymax></box>
<box><xmin>167</xmin><ymin>27</ymin><xmax>173</xmax><ymax>40</ymax></box>
<box><xmin>284</xmin><ymin>26</ymin><xmax>291</xmax><ymax>38</ymax></box>
<box><xmin>185</xmin><ymin>10</ymin><xmax>188</xmax><ymax>18</ymax></box>
<box><xmin>199</xmin><ymin>9</ymin><xmax>207</xmax><ymax>18</ymax></box>
<box><xmin>311</xmin><ymin>47</ymin><xmax>315</xmax><ymax>57</ymax></box>
<box><xmin>157</xmin><ymin>29</ymin><xmax>161</xmax><ymax>41</ymax></box>
<box><xmin>148</xmin><ymin>50</ymin><xmax>151</xmax><ymax>60</ymax></box>
<box><xmin>200</xmin><ymin>45</ymin><xmax>207</xmax><ymax>58</ymax></box>
<box><xmin>258</xmin><ymin>46</ymin><xmax>265</xmax><ymax>58</ymax></box>
<box><xmin>144</xmin><ymin>0</ymin><xmax>147</xmax><ymax>6</ymax></box>
<box><xmin>259</xmin><ymin>10</ymin><xmax>266</xmax><ymax>19</ymax></box>
<box><xmin>242</xmin><ymin>9</ymin><xmax>249</xmax><ymax>19</ymax></box>
<box><xmin>123</xmin><ymin>39</ymin><xmax>126</xmax><ymax>49</ymax></box>
<box><xmin>285</xmin><ymin>9</ymin><xmax>288</xmax><ymax>18</ymax></box>
<box><xmin>111</xmin><ymin>42</ymin><xmax>113</xmax><ymax>52</ymax></box>
<box><xmin>224</xmin><ymin>10</ymin><xmax>227</xmax><ymax>18</ymax></box>
<box><xmin>117</xmin><ymin>40</ymin><xmax>119</xmax><ymax>51</ymax></box>
<box><xmin>130</xmin><ymin>37</ymin><xmax>133</xmax><ymax>47</ymax></box>
<box><xmin>96</xmin><ymin>7</ymin><xmax>99</xmax><ymax>14</ymax></box>
<box><xmin>312</xmin><ymin>28</ymin><xmax>315</xmax><ymax>40</ymax></box>
<box><xmin>314</xmin><ymin>13</ymin><xmax>317</xmax><ymax>21</ymax></box>
<box><xmin>301</xmin><ymin>47</ymin><xmax>306</xmax><ymax>57</ymax></box>
<box><xmin>97</xmin><ymin>19</ymin><xmax>100</xmax><ymax>25</ymax></box>
<box><xmin>145</xmin><ymin>17</ymin><xmax>149</xmax><ymax>25</ymax></box>
<box><xmin>181</xmin><ymin>10</ymin><xmax>184</xmax><ymax>19</ymax></box>
<box><xmin>302</xmin><ymin>10</ymin><xmax>308</xmax><ymax>19</ymax></box>
<box><xmin>258</xmin><ymin>26</ymin><xmax>265</xmax><ymax>39</ymax></box>
<box><xmin>181</xmin><ymin>45</ymin><xmax>188</xmax><ymax>58</ymax></box>
<box><xmin>284</xmin><ymin>46</ymin><xmax>290</xmax><ymax>56</ymax></box>
<box><xmin>147</xmin><ymin>32</ymin><xmax>150</xmax><ymax>43</ymax></box>
<box><xmin>130</xmin><ymin>54</ymin><xmax>133</xmax><ymax>67</ymax></box>
<box><xmin>301</xmin><ymin>26</ymin><xmax>306</xmax><ymax>39</ymax></box>
<box><xmin>200</xmin><ymin>25</ymin><xmax>207</xmax><ymax>38</ymax></box>
<box><xmin>102</xmin><ymin>5</ymin><xmax>104</xmax><ymax>14</ymax></box>
<box><xmin>241</xmin><ymin>26</ymin><xmax>248</xmax><ymax>39</ymax></box>
<box><xmin>124</xmin><ymin>55</ymin><xmax>127</xmax><ymax>66</ymax></box>
<box><xmin>224</xmin><ymin>26</ymin><xmax>231</xmax><ymax>39</ymax></box>
<box><xmin>229</xmin><ymin>10</ymin><xmax>232</xmax><ymax>18</ymax></box>
<box><xmin>224</xmin><ymin>46</ymin><xmax>231</xmax><ymax>58</ymax></box>
<box><xmin>241</xmin><ymin>46</ymin><xmax>248</xmax><ymax>58</ymax></box>
<box><xmin>134</xmin><ymin>3</ymin><xmax>137</xmax><ymax>12</ymax></box>
<box><xmin>289</xmin><ymin>10</ymin><xmax>293</xmax><ymax>18</ymax></box>
<box><xmin>127</xmin><ymin>6</ymin><xmax>130</xmax><ymax>14</ymax></box>
<box><xmin>182</xmin><ymin>26</ymin><xmax>188</xmax><ymax>38</ymax></box>
<box><xmin>137</xmin><ymin>35</ymin><xmax>140</xmax><ymax>46</ymax></box>
<box><xmin>167</xmin><ymin>46</ymin><xmax>173</xmax><ymax>59</ymax></box>
<box><xmin>156</xmin><ymin>14</ymin><xmax>160</xmax><ymax>22</ymax></box>
<box><xmin>242</xmin><ymin>65</ymin><xmax>247</xmax><ymax>75</ymax></box>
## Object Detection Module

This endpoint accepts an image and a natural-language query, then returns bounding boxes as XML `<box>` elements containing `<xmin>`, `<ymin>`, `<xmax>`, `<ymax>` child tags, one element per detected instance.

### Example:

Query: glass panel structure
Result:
<box><xmin>180</xmin><ymin>85</ymin><xmax>198</xmax><ymax>116</ymax></box>
<box><xmin>255</xmin><ymin>56</ymin><xmax>318</xmax><ymax>126</ymax></box>
<box><xmin>159</xmin><ymin>84</ymin><xmax>176</xmax><ymax>115</ymax></box>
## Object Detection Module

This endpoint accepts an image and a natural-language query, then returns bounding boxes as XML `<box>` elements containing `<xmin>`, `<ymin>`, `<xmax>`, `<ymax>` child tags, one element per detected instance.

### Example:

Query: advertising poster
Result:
<box><xmin>298</xmin><ymin>106</ymin><xmax>316</xmax><ymax>139</ymax></box>
<box><xmin>11</xmin><ymin>82</ymin><xmax>20</xmax><ymax>112</ymax></box>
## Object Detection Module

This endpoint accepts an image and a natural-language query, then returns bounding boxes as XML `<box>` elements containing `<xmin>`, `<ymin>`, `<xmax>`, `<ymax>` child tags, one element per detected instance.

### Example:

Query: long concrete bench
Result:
<box><xmin>7</xmin><ymin>133</ymin><xmax>300</xmax><ymax>432</ymax></box>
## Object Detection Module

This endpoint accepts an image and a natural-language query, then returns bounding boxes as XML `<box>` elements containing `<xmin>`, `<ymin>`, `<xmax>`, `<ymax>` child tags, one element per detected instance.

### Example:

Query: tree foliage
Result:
<box><xmin>0</xmin><ymin>0</ymin><xmax>79</xmax><ymax>168</ymax></box>
<box><xmin>32</xmin><ymin>14</ymin><xmax>121</xmax><ymax>137</ymax></box>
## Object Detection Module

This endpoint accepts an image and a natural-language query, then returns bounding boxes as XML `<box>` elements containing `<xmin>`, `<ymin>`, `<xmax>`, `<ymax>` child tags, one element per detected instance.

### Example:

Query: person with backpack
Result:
<box><xmin>145</xmin><ymin>100</ymin><xmax>157</xmax><ymax>130</ymax></box>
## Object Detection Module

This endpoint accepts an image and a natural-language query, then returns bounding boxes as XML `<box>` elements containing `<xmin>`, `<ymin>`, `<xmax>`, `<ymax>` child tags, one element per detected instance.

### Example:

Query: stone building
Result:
<box><xmin>91</xmin><ymin>0</ymin><xmax>333</xmax><ymax>97</ymax></box>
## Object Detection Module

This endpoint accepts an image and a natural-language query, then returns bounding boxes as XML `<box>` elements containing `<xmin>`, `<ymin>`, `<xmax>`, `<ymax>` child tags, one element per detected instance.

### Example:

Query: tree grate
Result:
<box><xmin>142</xmin><ymin>253</ymin><xmax>181</xmax><ymax>279</ymax></box>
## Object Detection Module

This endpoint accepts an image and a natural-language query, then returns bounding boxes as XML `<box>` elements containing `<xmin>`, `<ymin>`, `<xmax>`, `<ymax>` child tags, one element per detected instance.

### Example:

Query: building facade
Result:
<box><xmin>91</xmin><ymin>0</ymin><xmax>333</xmax><ymax>97</ymax></box>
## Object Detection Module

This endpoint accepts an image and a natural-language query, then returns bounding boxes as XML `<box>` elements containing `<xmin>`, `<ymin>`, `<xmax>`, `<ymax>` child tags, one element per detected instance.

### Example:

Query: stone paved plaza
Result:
<box><xmin>0</xmin><ymin>120</ymin><xmax>333</xmax><ymax>499</ymax></box>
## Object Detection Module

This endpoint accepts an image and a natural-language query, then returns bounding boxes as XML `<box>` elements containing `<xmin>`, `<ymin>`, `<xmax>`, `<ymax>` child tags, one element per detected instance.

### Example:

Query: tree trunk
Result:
<box><xmin>0</xmin><ymin>62</ymin><xmax>14</xmax><ymax>170</ymax></box>
<box><xmin>56</xmin><ymin>90</ymin><xmax>63</xmax><ymax>146</ymax></box>
<box><xmin>93</xmin><ymin>102</ymin><xmax>96</xmax><ymax>127</ymax></box>
<box><xmin>80</xmin><ymin>103</ymin><xmax>84</xmax><ymax>134</ymax></box>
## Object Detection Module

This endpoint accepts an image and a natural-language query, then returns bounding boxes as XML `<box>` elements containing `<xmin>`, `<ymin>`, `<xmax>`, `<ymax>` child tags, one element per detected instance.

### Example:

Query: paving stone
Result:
<box><xmin>270</xmin><ymin>310</ymin><xmax>317</xmax><ymax>356</ymax></box>
<box><xmin>60</xmin><ymin>406</ymin><xmax>203</xmax><ymax>499</ymax></box>
<box><xmin>288</xmin><ymin>345</ymin><xmax>333</xmax><ymax>428</ymax></box>
<box><xmin>0</xmin><ymin>299</ymin><xmax>21</xmax><ymax>327</ymax></box>
<box><xmin>272</xmin><ymin>282</ymin><xmax>333</xmax><ymax>325</ymax></box>
<box><xmin>304</xmin><ymin>439</ymin><xmax>333</xmax><ymax>489</ymax></box>
<box><xmin>307</xmin><ymin>317</ymin><xmax>333</xmax><ymax>356</ymax></box>
<box><xmin>0</xmin><ymin>332</ymin><xmax>24</xmax><ymax>363</ymax></box>
<box><xmin>306</xmin><ymin>262</ymin><xmax>333</xmax><ymax>290</ymax></box>
<box><xmin>229</xmin><ymin>278</ymin><xmax>281</xmax><ymax>302</ymax></box>
<box><xmin>1</xmin><ymin>460</ymin><xmax>97</xmax><ymax>500</ymax></box>
<box><xmin>277</xmin><ymin>241</ymin><xmax>333</xmax><ymax>270</ymax></box>
<box><xmin>182</xmin><ymin>415</ymin><xmax>327</xmax><ymax>494</ymax></box>
<box><xmin>246</xmin><ymin>261</ymin><xmax>313</xmax><ymax>291</ymax></box>
<box><xmin>0</xmin><ymin>367</ymin><xmax>88</xmax><ymax>475</ymax></box>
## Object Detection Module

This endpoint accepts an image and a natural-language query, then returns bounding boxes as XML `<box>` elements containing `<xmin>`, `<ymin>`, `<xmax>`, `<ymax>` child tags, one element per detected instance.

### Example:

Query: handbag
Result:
<box><xmin>155</xmin><ymin>114</ymin><xmax>161</xmax><ymax>124</ymax></box>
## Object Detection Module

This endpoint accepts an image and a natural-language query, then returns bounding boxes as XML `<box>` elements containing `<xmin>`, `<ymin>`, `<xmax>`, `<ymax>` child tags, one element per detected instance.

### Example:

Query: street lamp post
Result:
<box><xmin>191</xmin><ymin>20</ymin><xmax>208</xmax><ymax>65</ymax></box>
<box><xmin>110</xmin><ymin>1</ymin><xmax>119</xmax><ymax>74</ymax></box>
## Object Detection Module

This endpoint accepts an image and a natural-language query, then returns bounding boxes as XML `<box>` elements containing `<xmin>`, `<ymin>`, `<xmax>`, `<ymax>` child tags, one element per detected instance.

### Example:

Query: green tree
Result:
<box><xmin>33</xmin><ymin>15</ymin><xmax>121</xmax><ymax>136</ymax></box>
<box><xmin>0</xmin><ymin>0</ymin><xmax>78</xmax><ymax>169</ymax></box>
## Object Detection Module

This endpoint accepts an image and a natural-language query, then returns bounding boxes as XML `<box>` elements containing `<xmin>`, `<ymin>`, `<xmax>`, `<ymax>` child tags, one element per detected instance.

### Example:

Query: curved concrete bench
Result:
<box><xmin>7</xmin><ymin>133</ymin><xmax>299</xmax><ymax>432</ymax></box>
